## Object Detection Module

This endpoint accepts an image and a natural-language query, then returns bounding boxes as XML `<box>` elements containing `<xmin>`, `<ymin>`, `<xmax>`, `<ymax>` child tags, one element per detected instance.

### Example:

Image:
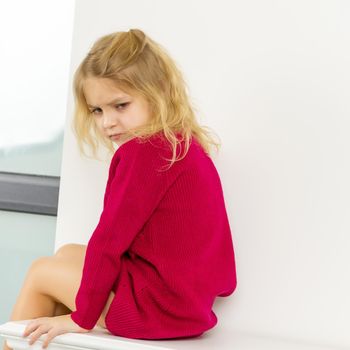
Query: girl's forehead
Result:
<box><xmin>83</xmin><ymin>77</ymin><xmax>120</xmax><ymax>90</ymax></box>
<box><xmin>83</xmin><ymin>82</ymin><xmax>126</xmax><ymax>100</ymax></box>
<box><xmin>83</xmin><ymin>77</ymin><xmax>136</xmax><ymax>97</ymax></box>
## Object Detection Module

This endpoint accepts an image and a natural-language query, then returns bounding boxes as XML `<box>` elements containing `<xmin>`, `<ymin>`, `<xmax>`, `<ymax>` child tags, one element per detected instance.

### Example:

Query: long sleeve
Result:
<box><xmin>70</xmin><ymin>138</ymin><xmax>179</xmax><ymax>330</ymax></box>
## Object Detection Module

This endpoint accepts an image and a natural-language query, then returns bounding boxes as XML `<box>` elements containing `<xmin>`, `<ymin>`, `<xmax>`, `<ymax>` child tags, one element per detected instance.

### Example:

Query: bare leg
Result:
<box><xmin>53</xmin><ymin>302</ymin><xmax>72</xmax><ymax>316</ymax></box>
<box><xmin>3</xmin><ymin>258</ymin><xmax>58</xmax><ymax>350</ymax></box>
<box><xmin>9</xmin><ymin>258</ymin><xmax>57</xmax><ymax>320</ymax></box>
<box><xmin>3</xmin><ymin>244</ymin><xmax>115</xmax><ymax>350</ymax></box>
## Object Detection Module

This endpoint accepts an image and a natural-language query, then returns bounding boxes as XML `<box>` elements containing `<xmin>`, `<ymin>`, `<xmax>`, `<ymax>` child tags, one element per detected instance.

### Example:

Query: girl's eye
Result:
<box><xmin>90</xmin><ymin>103</ymin><xmax>129</xmax><ymax>115</ymax></box>
<box><xmin>90</xmin><ymin>108</ymin><xmax>101</xmax><ymax>115</ymax></box>
<box><xmin>116</xmin><ymin>102</ymin><xmax>129</xmax><ymax>110</ymax></box>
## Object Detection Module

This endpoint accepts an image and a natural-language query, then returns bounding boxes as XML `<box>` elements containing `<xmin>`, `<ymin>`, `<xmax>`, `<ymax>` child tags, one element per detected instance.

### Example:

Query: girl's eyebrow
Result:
<box><xmin>87</xmin><ymin>97</ymin><xmax>129</xmax><ymax>108</ymax></box>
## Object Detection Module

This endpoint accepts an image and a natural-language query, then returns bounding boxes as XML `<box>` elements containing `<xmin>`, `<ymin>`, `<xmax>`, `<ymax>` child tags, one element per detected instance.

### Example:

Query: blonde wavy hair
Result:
<box><xmin>72</xmin><ymin>28</ymin><xmax>221</xmax><ymax>169</ymax></box>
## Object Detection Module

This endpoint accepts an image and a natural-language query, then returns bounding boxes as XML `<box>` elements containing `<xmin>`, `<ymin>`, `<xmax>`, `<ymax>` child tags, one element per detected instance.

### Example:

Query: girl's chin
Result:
<box><xmin>110</xmin><ymin>134</ymin><xmax>125</xmax><ymax>144</ymax></box>
<box><xmin>111</xmin><ymin>136</ymin><xmax>132</xmax><ymax>147</ymax></box>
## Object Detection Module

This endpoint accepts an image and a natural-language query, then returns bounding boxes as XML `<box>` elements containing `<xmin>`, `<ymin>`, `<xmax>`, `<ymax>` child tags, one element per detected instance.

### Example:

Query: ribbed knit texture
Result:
<box><xmin>70</xmin><ymin>131</ymin><xmax>237</xmax><ymax>339</ymax></box>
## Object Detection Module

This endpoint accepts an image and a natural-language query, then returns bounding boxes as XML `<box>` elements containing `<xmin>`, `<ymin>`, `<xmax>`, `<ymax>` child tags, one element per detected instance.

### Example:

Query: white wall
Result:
<box><xmin>56</xmin><ymin>0</ymin><xmax>350</xmax><ymax>348</ymax></box>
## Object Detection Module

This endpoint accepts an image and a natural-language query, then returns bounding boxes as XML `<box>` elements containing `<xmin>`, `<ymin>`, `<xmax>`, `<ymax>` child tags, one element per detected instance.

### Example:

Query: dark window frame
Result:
<box><xmin>0</xmin><ymin>171</ymin><xmax>60</xmax><ymax>216</ymax></box>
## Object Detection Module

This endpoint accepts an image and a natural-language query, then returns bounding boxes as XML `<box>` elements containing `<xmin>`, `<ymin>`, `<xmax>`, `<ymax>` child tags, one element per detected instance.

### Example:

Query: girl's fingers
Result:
<box><xmin>42</xmin><ymin>329</ymin><xmax>57</xmax><ymax>349</ymax></box>
<box><xmin>23</xmin><ymin>317</ymin><xmax>46</xmax><ymax>337</ymax></box>
<box><xmin>28</xmin><ymin>324</ymin><xmax>51</xmax><ymax>345</ymax></box>
<box><xmin>23</xmin><ymin>321</ymin><xmax>40</xmax><ymax>337</ymax></box>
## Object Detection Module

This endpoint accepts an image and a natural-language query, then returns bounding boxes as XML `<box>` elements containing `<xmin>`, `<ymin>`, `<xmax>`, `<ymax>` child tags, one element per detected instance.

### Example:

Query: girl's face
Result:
<box><xmin>83</xmin><ymin>77</ymin><xmax>151</xmax><ymax>147</ymax></box>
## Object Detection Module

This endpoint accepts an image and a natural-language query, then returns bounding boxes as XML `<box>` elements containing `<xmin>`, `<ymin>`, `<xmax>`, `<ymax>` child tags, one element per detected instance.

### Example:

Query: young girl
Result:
<box><xmin>5</xmin><ymin>28</ymin><xmax>237</xmax><ymax>349</ymax></box>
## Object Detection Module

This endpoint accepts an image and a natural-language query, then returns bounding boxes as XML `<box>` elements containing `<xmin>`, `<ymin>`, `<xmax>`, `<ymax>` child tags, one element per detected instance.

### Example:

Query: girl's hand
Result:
<box><xmin>22</xmin><ymin>314</ymin><xmax>90</xmax><ymax>349</ymax></box>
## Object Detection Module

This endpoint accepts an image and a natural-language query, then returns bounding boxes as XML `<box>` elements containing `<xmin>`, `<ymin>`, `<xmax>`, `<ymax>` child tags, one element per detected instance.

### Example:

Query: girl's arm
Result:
<box><xmin>70</xmin><ymin>139</ymin><xmax>181</xmax><ymax>330</ymax></box>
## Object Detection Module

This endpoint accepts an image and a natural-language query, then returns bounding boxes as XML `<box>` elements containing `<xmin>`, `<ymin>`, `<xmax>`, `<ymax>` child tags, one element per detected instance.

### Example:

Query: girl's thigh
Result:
<box><xmin>33</xmin><ymin>244</ymin><xmax>115</xmax><ymax>328</ymax></box>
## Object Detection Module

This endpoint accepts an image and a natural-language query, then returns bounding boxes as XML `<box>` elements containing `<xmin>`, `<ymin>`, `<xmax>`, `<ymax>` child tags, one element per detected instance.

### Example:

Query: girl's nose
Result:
<box><xmin>102</xmin><ymin>112</ymin><xmax>117</xmax><ymax>128</ymax></box>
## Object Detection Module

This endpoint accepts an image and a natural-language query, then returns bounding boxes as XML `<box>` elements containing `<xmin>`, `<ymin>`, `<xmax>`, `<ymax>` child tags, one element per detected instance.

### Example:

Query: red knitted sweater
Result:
<box><xmin>70</xmin><ymin>132</ymin><xmax>237</xmax><ymax>339</ymax></box>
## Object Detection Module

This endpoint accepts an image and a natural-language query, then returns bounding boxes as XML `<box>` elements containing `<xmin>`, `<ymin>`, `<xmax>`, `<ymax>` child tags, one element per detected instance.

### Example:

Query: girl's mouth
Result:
<box><xmin>110</xmin><ymin>133</ymin><xmax>123</xmax><ymax>140</ymax></box>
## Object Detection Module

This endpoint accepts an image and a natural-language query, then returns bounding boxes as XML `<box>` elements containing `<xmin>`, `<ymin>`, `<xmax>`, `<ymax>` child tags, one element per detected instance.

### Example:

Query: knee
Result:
<box><xmin>54</xmin><ymin>243</ymin><xmax>79</xmax><ymax>258</ymax></box>
<box><xmin>30</xmin><ymin>256</ymin><xmax>52</xmax><ymax>271</ymax></box>
<box><xmin>27</xmin><ymin>256</ymin><xmax>53</xmax><ymax>284</ymax></box>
